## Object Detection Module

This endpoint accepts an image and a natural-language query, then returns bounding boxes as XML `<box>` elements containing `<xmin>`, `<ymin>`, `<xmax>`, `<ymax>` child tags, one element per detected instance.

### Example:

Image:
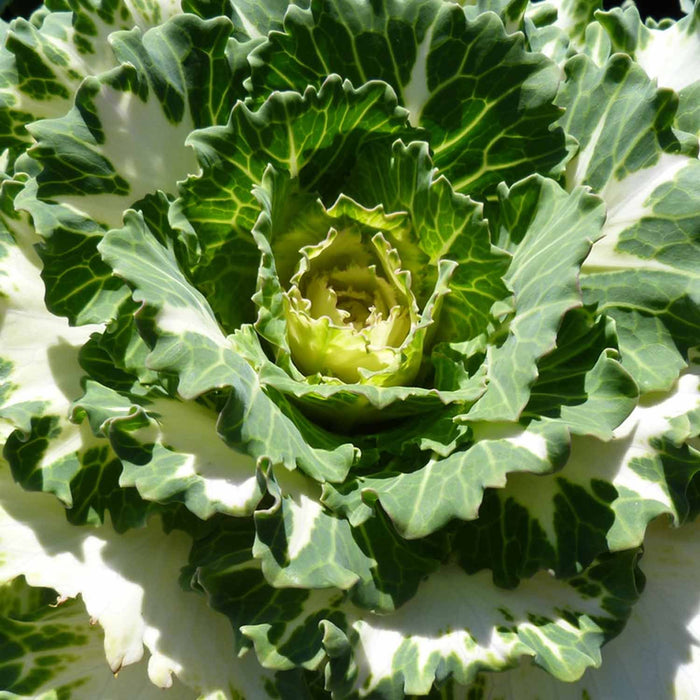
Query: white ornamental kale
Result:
<box><xmin>0</xmin><ymin>0</ymin><xmax>698</xmax><ymax>697</ymax></box>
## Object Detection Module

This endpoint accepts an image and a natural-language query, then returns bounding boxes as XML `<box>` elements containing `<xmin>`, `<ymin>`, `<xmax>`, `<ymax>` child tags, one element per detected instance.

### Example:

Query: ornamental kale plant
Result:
<box><xmin>0</xmin><ymin>0</ymin><xmax>698</xmax><ymax>697</ymax></box>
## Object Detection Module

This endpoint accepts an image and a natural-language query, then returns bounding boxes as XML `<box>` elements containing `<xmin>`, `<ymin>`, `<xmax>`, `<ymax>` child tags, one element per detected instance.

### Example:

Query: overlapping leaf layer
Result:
<box><xmin>0</xmin><ymin>0</ymin><xmax>698</xmax><ymax>698</ymax></box>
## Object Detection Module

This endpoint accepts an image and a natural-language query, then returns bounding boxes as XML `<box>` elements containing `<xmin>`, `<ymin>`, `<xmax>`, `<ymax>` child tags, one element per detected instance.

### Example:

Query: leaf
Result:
<box><xmin>606</xmin><ymin>309</ymin><xmax>688</xmax><ymax>394</ymax></box>
<box><xmin>471</xmin><ymin>516</ymin><xmax>700</xmax><ymax>700</ymax></box>
<box><xmin>15</xmin><ymin>14</ymin><xmax>238</xmax><ymax>323</ymax></box>
<box><xmin>72</xmin><ymin>381</ymin><xmax>267</xmax><ymax>520</ymax></box>
<box><xmin>344</xmin><ymin>139</ymin><xmax>511</xmax><ymax>342</ymax></box>
<box><xmin>324</xmin><ymin>418</ymin><xmax>571</xmax><ymax>539</ymax></box>
<box><xmin>559</xmin><ymin>52</ymin><xmax>685</xmax><ymax>194</ymax></box>
<box><xmin>0</xmin><ymin>177</ymin><xmax>139</xmax><ymax>529</ymax></box>
<box><xmin>457</xmin><ymin>366</ymin><xmax>700</xmax><ymax>587</ymax></box>
<box><xmin>575</xmin><ymin>151</ymin><xmax>700</xmax><ymax>388</ymax></box>
<box><xmin>195</xmin><ymin>528</ymin><xmax>642</xmax><ymax>693</ymax></box>
<box><xmin>177</xmin><ymin>75</ymin><xmax>413</xmax><ymax>331</ymax></box>
<box><xmin>0</xmin><ymin>0</ymin><xmax>185</xmax><ymax>156</ymax></box>
<box><xmin>0</xmin><ymin>596</ymin><xmax>196</xmax><ymax>699</ymax></box>
<box><xmin>0</xmin><ymin>178</ymin><xmax>100</xmax><ymax>432</ymax></box>
<box><xmin>249</xmin><ymin>0</ymin><xmax>568</xmax><ymax>195</ymax></box>
<box><xmin>254</xmin><ymin>482</ymin><xmax>447</xmax><ymax>613</ymax></box>
<box><xmin>595</xmin><ymin>3</ymin><xmax>700</xmax><ymax>136</ymax></box>
<box><xmin>16</xmin><ymin>179</ymin><xmax>131</xmax><ymax>325</ymax></box>
<box><xmin>244</xmin><ymin>148</ymin><xmax>489</xmax><ymax>425</ymax></box>
<box><xmin>0</xmin><ymin>464</ymin><xmax>277</xmax><ymax>697</ymax></box>
<box><xmin>99</xmin><ymin>211</ymin><xmax>357</xmax><ymax>484</ymax></box>
<box><xmin>464</xmin><ymin>0</ymin><xmax>528</xmax><ymax>32</ymax></box>
<box><xmin>467</xmin><ymin>175</ymin><xmax>606</xmax><ymax>422</ymax></box>
<box><xmin>544</xmin><ymin>0</ymin><xmax>602</xmax><ymax>49</ymax></box>
<box><xmin>523</xmin><ymin>308</ymin><xmax>638</xmax><ymax>440</ymax></box>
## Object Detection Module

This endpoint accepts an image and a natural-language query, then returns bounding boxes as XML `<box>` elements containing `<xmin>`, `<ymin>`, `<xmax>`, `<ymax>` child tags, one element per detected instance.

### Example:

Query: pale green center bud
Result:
<box><xmin>284</xmin><ymin>227</ymin><xmax>420</xmax><ymax>385</ymax></box>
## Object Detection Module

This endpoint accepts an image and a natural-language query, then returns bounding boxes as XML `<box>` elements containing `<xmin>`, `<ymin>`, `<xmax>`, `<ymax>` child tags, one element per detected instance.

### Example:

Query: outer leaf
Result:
<box><xmin>0</xmin><ymin>177</ymin><xmax>150</xmax><ymax>530</ymax></box>
<box><xmin>467</xmin><ymin>175</ymin><xmax>605</xmax><ymax>422</ymax></box>
<box><xmin>324</xmin><ymin>418</ymin><xmax>570</xmax><ymax>539</ymax></box>
<box><xmin>0</xmin><ymin>176</ymin><xmax>141</xmax><ymax>533</ymax></box>
<box><xmin>15</xmin><ymin>176</ymin><xmax>131</xmax><ymax>326</ymax></box>
<box><xmin>253</xmin><ymin>483</ymin><xmax>447</xmax><ymax>614</ymax></box>
<box><xmin>457</xmin><ymin>366</ymin><xmax>699</xmax><ymax>587</ymax></box>
<box><xmin>464</xmin><ymin>0</ymin><xmax>528</xmax><ymax>32</ymax></box>
<box><xmin>248</xmin><ymin>0</ymin><xmax>568</xmax><ymax>195</ymax></box>
<box><xmin>195</xmin><ymin>530</ymin><xmax>642</xmax><ymax>695</ymax></box>
<box><xmin>545</xmin><ymin>0</ymin><xmax>601</xmax><ymax>48</ymax></box>
<box><xmin>0</xmin><ymin>597</ymin><xmax>195</xmax><ymax>699</ymax></box>
<box><xmin>72</xmin><ymin>381</ymin><xmax>267</xmax><ymax>520</ymax></box>
<box><xmin>0</xmin><ymin>464</ymin><xmax>276</xmax><ymax>697</ymax></box>
<box><xmin>17</xmin><ymin>14</ymin><xmax>239</xmax><ymax>324</ymax></box>
<box><xmin>0</xmin><ymin>576</ymin><xmax>56</xmax><ymax>619</ymax></box>
<box><xmin>0</xmin><ymin>178</ymin><xmax>99</xmax><ymax>434</ymax></box>
<box><xmin>470</xmin><ymin>517</ymin><xmax>700</xmax><ymax>700</ymax></box>
<box><xmin>24</xmin><ymin>17</ymin><xmax>234</xmax><ymax>227</ymax></box>
<box><xmin>596</xmin><ymin>3</ymin><xmax>700</xmax><ymax>136</ymax></box>
<box><xmin>523</xmin><ymin>308</ymin><xmax>638</xmax><ymax>440</ymax></box>
<box><xmin>0</xmin><ymin>0</ymin><xmax>184</xmax><ymax>156</ymax></box>
<box><xmin>181</xmin><ymin>0</ymin><xmax>306</xmax><ymax>101</ymax></box>
<box><xmin>181</xmin><ymin>0</ymin><xmax>302</xmax><ymax>31</ymax></box>
<box><xmin>559</xmin><ymin>52</ymin><xmax>685</xmax><ymax>193</ymax></box>
<box><xmin>557</xmin><ymin>53</ymin><xmax>699</xmax><ymax>392</ymax></box>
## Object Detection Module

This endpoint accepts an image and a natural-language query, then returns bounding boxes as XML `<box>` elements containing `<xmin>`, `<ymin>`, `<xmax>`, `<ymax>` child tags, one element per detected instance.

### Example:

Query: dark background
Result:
<box><xmin>0</xmin><ymin>0</ymin><xmax>688</xmax><ymax>22</ymax></box>
<box><xmin>624</xmin><ymin>0</ymin><xmax>686</xmax><ymax>20</ymax></box>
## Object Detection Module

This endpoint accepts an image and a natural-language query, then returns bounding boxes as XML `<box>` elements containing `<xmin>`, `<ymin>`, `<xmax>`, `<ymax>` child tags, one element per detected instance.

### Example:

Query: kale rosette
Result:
<box><xmin>0</xmin><ymin>0</ymin><xmax>698</xmax><ymax>697</ymax></box>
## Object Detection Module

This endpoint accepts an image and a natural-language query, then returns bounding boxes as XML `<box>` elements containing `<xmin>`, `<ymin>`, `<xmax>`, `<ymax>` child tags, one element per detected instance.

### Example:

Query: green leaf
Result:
<box><xmin>578</xmin><ymin>156</ymin><xmax>700</xmax><ymax>387</ymax></box>
<box><xmin>344</xmin><ymin>139</ymin><xmax>511</xmax><ymax>342</ymax></box>
<box><xmin>558</xmin><ymin>52</ymin><xmax>688</xmax><ymax>193</ymax></box>
<box><xmin>182</xmin><ymin>0</ymin><xmax>300</xmax><ymax>31</ymax></box>
<box><xmin>606</xmin><ymin>309</ymin><xmax>688</xmax><ymax>393</ymax></box>
<box><xmin>14</xmin><ymin>15</ymin><xmax>237</xmax><ymax>324</ymax></box>
<box><xmin>249</xmin><ymin>0</ymin><xmax>568</xmax><ymax>195</ymax></box>
<box><xmin>545</xmin><ymin>0</ymin><xmax>602</xmax><ymax>48</ymax></box>
<box><xmin>0</xmin><ymin>177</ymin><xmax>141</xmax><ymax>529</ymax></box>
<box><xmin>177</xmin><ymin>75</ymin><xmax>413</xmax><ymax>332</ymax></box>
<box><xmin>0</xmin><ymin>596</ymin><xmax>197</xmax><ymax>699</ymax></box>
<box><xmin>471</xmin><ymin>517</ymin><xmax>700</xmax><ymax>700</ymax></box>
<box><xmin>16</xmin><ymin>179</ymin><xmax>131</xmax><ymax>325</ymax></box>
<box><xmin>254</xmin><ymin>478</ymin><xmax>447</xmax><ymax>613</ymax></box>
<box><xmin>0</xmin><ymin>464</ymin><xmax>276</xmax><ymax>696</ymax></box>
<box><xmin>78</xmin><ymin>298</ymin><xmax>160</xmax><ymax>391</ymax></box>
<box><xmin>468</xmin><ymin>175</ymin><xmax>606</xmax><ymax>422</ymax></box>
<box><xmin>99</xmin><ymin>211</ymin><xmax>357</xmax><ymax>484</ymax></box>
<box><xmin>457</xmin><ymin>367</ymin><xmax>700</xmax><ymax>587</ymax></box>
<box><xmin>0</xmin><ymin>178</ymin><xmax>98</xmax><ymax>433</ymax></box>
<box><xmin>523</xmin><ymin>308</ymin><xmax>638</xmax><ymax>440</ymax></box>
<box><xmin>254</xmin><ymin>358</ymin><xmax>480</xmax><ymax>431</ymax></box>
<box><xmin>0</xmin><ymin>0</ymin><xmax>186</xmax><ymax>156</ymax></box>
<box><xmin>595</xmin><ymin>4</ymin><xmax>700</xmax><ymax>136</ymax></box>
<box><xmin>464</xmin><ymin>0</ymin><xmax>528</xmax><ymax>32</ymax></box>
<box><xmin>0</xmin><ymin>576</ymin><xmax>56</xmax><ymax>619</ymax></box>
<box><xmin>253</xmin><ymin>482</ymin><xmax>376</xmax><ymax>592</ymax></box>
<box><xmin>73</xmin><ymin>380</ymin><xmax>267</xmax><ymax>520</ymax></box>
<box><xmin>195</xmin><ymin>528</ymin><xmax>642</xmax><ymax>693</ymax></box>
<box><xmin>324</xmin><ymin>418</ymin><xmax>570</xmax><ymax>539</ymax></box>
<box><xmin>110</xmin><ymin>14</ymin><xmax>239</xmax><ymax>129</ymax></box>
